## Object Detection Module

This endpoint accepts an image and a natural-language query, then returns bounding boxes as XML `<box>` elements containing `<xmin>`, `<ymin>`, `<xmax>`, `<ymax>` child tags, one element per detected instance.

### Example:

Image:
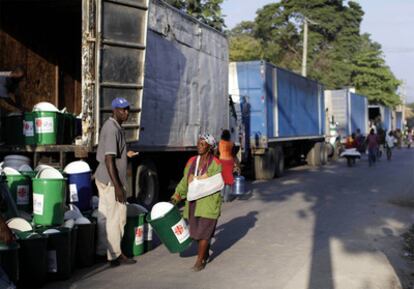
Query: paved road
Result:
<box><xmin>50</xmin><ymin>149</ymin><xmax>414</xmax><ymax>289</ymax></box>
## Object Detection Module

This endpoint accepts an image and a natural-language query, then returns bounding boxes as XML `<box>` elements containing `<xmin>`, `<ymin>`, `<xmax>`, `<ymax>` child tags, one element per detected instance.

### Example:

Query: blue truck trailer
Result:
<box><xmin>0</xmin><ymin>0</ymin><xmax>229</xmax><ymax>206</ymax></box>
<box><xmin>325</xmin><ymin>89</ymin><xmax>369</xmax><ymax>139</ymax></box>
<box><xmin>229</xmin><ymin>61</ymin><xmax>326</xmax><ymax>180</ymax></box>
<box><xmin>395</xmin><ymin>111</ymin><xmax>404</xmax><ymax>130</ymax></box>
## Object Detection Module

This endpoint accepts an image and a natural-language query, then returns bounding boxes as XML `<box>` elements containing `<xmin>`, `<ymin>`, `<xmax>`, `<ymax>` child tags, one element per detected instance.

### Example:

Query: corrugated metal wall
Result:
<box><xmin>276</xmin><ymin>67</ymin><xmax>322</xmax><ymax>138</ymax></box>
<box><xmin>350</xmin><ymin>93</ymin><xmax>368</xmax><ymax>135</ymax></box>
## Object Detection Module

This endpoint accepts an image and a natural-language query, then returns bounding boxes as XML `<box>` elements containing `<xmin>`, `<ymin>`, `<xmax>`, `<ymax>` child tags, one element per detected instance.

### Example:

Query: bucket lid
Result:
<box><xmin>63</xmin><ymin>160</ymin><xmax>91</xmax><ymax>174</ymax></box>
<box><xmin>34</xmin><ymin>164</ymin><xmax>54</xmax><ymax>172</ymax></box>
<box><xmin>32</xmin><ymin>102</ymin><xmax>60</xmax><ymax>112</ymax></box>
<box><xmin>18</xmin><ymin>164</ymin><xmax>33</xmax><ymax>172</ymax></box>
<box><xmin>150</xmin><ymin>202</ymin><xmax>174</xmax><ymax>220</ymax></box>
<box><xmin>16</xmin><ymin>231</ymin><xmax>44</xmax><ymax>240</ymax></box>
<box><xmin>127</xmin><ymin>203</ymin><xmax>148</xmax><ymax>217</ymax></box>
<box><xmin>4</xmin><ymin>155</ymin><xmax>30</xmax><ymax>163</ymax></box>
<box><xmin>6</xmin><ymin>217</ymin><xmax>33</xmax><ymax>232</ymax></box>
<box><xmin>36</xmin><ymin>167</ymin><xmax>64</xmax><ymax>179</ymax></box>
<box><xmin>3</xmin><ymin>167</ymin><xmax>21</xmax><ymax>176</ymax></box>
<box><xmin>42</xmin><ymin>228</ymin><xmax>61</xmax><ymax>235</ymax></box>
<box><xmin>7</xmin><ymin>112</ymin><xmax>23</xmax><ymax>117</ymax></box>
<box><xmin>75</xmin><ymin>217</ymin><xmax>91</xmax><ymax>225</ymax></box>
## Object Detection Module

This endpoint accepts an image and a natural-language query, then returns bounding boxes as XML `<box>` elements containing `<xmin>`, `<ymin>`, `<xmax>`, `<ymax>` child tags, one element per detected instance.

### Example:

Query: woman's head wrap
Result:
<box><xmin>199</xmin><ymin>133</ymin><xmax>216</xmax><ymax>148</ymax></box>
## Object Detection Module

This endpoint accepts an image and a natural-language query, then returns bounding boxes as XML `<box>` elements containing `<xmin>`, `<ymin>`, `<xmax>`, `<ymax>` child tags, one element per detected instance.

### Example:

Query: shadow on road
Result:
<box><xmin>210</xmin><ymin>211</ymin><xmax>258</xmax><ymax>262</ymax></box>
<box><xmin>179</xmin><ymin>211</ymin><xmax>258</xmax><ymax>262</ymax></box>
<box><xmin>250</xmin><ymin>150</ymin><xmax>414</xmax><ymax>289</ymax></box>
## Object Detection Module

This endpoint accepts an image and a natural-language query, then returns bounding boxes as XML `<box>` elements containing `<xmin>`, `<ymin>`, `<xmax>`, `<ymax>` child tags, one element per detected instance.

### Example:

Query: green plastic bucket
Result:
<box><xmin>0</xmin><ymin>176</ymin><xmax>19</xmax><ymax>220</ymax></box>
<box><xmin>6</xmin><ymin>173</ymin><xmax>31</xmax><ymax>213</ymax></box>
<box><xmin>37</xmin><ymin>227</ymin><xmax>72</xmax><ymax>280</ymax></box>
<box><xmin>4</xmin><ymin>113</ymin><xmax>24</xmax><ymax>145</ymax></box>
<box><xmin>34</xmin><ymin>111</ymin><xmax>60</xmax><ymax>145</ymax></box>
<box><xmin>122</xmin><ymin>213</ymin><xmax>145</xmax><ymax>257</ymax></box>
<box><xmin>16</xmin><ymin>231</ymin><xmax>48</xmax><ymax>287</ymax></box>
<box><xmin>147</xmin><ymin>205</ymin><xmax>192</xmax><ymax>253</ymax></box>
<box><xmin>32</xmin><ymin>178</ymin><xmax>66</xmax><ymax>226</ymax></box>
<box><xmin>0</xmin><ymin>242</ymin><xmax>20</xmax><ymax>284</ymax></box>
<box><xmin>23</xmin><ymin>112</ymin><xmax>35</xmax><ymax>145</ymax></box>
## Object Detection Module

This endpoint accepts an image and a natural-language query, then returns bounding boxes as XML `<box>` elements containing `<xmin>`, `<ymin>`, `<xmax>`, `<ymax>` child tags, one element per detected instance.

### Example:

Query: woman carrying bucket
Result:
<box><xmin>171</xmin><ymin>134</ymin><xmax>223</xmax><ymax>272</ymax></box>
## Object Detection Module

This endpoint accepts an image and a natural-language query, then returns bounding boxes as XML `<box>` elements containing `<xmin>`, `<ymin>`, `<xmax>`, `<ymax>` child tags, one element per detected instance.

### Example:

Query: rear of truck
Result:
<box><xmin>0</xmin><ymin>0</ymin><xmax>229</xmax><ymax>206</ymax></box>
<box><xmin>229</xmin><ymin>61</ymin><xmax>326</xmax><ymax>180</ymax></box>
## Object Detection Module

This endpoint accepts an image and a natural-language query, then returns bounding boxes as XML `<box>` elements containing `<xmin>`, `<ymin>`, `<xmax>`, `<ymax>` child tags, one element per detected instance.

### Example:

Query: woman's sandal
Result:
<box><xmin>192</xmin><ymin>262</ymin><xmax>206</xmax><ymax>272</ymax></box>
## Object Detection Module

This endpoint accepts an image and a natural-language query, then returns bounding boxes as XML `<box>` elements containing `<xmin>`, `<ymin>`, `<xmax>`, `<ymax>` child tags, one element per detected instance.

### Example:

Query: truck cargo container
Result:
<box><xmin>369</xmin><ymin>105</ymin><xmax>392</xmax><ymax>132</ymax></box>
<box><xmin>0</xmin><ymin>0</ymin><xmax>229</xmax><ymax>207</ymax></box>
<box><xmin>229</xmin><ymin>61</ymin><xmax>326</xmax><ymax>180</ymax></box>
<box><xmin>395</xmin><ymin>111</ymin><xmax>403</xmax><ymax>130</ymax></box>
<box><xmin>324</xmin><ymin>89</ymin><xmax>369</xmax><ymax>138</ymax></box>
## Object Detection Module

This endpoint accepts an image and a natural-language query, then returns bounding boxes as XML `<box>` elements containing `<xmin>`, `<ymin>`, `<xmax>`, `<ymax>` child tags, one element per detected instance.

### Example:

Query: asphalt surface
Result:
<box><xmin>48</xmin><ymin>148</ymin><xmax>414</xmax><ymax>289</ymax></box>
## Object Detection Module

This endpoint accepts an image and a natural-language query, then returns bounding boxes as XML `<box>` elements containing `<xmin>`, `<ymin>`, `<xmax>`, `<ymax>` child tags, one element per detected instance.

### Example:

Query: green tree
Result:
<box><xmin>228</xmin><ymin>0</ymin><xmax>401</xmax><ymax>107</ymax></box>
<box><xmin>351</xmin><ymin>34</ymin><xmax>401</xmax><ymax>107</ymax></box>
<box><xmin>165</xmin><ymin>0</ymin><xmax>225</xmax><ymax>31</ymax></box>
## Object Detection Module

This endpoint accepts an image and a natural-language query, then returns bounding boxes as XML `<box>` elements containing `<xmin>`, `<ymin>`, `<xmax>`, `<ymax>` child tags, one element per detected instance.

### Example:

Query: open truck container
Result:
<box><xmin>0</xmin><ymin>0</ymin><xmax>229</xmax><ymax>207</ymax></box>
<box><xmin>368</xmin><ymin>105</ymin><xmax>393</xmax><ymax>132</ymax></box>
<box><xmin>325</xmin><ymin>89</ymin><xmax>369</xmax><ymax>138</ymax></box>
<box><xmin>229</xmin><ymin>61</ymin><xmax>326</xmax><ymax>180</ymax></box>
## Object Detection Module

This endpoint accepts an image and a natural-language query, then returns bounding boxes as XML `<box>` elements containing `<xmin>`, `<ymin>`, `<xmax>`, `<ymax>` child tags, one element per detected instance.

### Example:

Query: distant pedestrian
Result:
<box><xmin>217</xmin><ymin>129</ymin><xmax>240</xmax><ymax>202</ymax></box>
<box><xmin>171</xmin><ymin>134</ymin><xmax>223</xmax><ymax>272</ymax></box>
<box><xmin>366</xmin><ymin>129</ymin><xmax>378</xmax><ymax>166</ymax></box>
<box><xmin>407</xmin><ymin>129</ymin><xmax>412</xmax><ymax>149</ymax></box>
<box><xmin>95</xmin><ymin>97</ymin><xmax>138</xmax><ymax>267</ymax></box>
<box><xmin>385</xmin><ymin>131</ymin><xmax>395</xmax><ymax>160</ymax></box>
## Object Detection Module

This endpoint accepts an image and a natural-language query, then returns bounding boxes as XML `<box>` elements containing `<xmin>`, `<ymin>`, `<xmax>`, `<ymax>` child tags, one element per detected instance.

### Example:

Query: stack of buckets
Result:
<box><xmin>122</xmin><ymin>204</ymin><xmax>153</xmax><ymax>257</ymax></box>
<box><xmin>3</xmin><ymin>101</ymin><xmax>77</xmax><ymax>146</ymax></box>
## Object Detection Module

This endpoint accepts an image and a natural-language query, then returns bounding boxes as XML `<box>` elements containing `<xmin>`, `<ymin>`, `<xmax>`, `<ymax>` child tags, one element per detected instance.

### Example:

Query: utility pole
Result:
<box><xmin>301</xmin><ymin>17</ymin><xmax>318</xmax><ymax>77</ymax></box>
<box><xmin>301</xmin><ymin>18</ymin><xmax>308</xmax><ymax>77</ymax></box>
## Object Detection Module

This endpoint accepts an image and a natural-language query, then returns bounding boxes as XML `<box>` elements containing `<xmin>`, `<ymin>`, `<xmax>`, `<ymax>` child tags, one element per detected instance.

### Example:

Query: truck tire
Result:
<box><xmin>254</xmin><ymin>147</ymin><xmax>276</xmax><ymax>180</ymax></box>
<box><xmin>135</xmin><ymin>160</ymin><xmax>159</xmax><ymax>209</ymax></box>
<box><xmin>320</xmin><ymin>143</ymin><xmax>328</xmax><ymax>165</ymax></box>
<box><xmin>307</xmin><ymin>142</ymin><xmax>322</xmax><ymax>166</ymax></box>
<box><xmin>274</xmin><ymin>147</ymin><xmax>284</xmax><ymax>178</ymax></box>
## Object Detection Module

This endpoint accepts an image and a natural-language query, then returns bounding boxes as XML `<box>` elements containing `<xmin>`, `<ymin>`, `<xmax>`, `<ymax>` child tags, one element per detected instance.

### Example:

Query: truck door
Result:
<box><xmin>83</xmin><ymin>0</ymin><xmax>149</xmax><ymax>145</ymax></box>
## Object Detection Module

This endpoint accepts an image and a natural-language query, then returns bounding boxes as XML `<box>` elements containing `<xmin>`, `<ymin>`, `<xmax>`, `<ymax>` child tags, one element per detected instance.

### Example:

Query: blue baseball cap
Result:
<box><xmin>111</xmin><ymin>97</ymin><xmax>130</xmax><ymax>109</ymax></box>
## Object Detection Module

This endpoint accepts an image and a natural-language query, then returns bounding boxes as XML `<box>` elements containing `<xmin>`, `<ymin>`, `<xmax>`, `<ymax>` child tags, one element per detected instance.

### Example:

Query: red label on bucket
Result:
<box><xmin>135</xmin><ymin>225</ymin><xmax>144</xmax><ymax>245</ymax></box>
<box><xmin>16</xmin><ymin>185</ymin><xmax>30</xmax><ymax>205</ymax></box>
<box><xmin>171</xmin><ymin>219</ymin><xmax>190</xmax><ymax>244</ymax></box>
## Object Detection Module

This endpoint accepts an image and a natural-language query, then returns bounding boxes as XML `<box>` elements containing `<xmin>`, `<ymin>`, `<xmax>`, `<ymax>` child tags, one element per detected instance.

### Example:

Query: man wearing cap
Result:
<box><xmin>95</xmin><ymin>97</ymin><xmax>138</xmax><ymax>267</ymax></box>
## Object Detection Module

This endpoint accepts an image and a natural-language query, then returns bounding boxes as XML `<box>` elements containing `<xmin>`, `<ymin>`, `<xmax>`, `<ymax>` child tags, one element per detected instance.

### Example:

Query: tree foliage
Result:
<box><xmin>229</xmin><ymin>0</ymin><xmax>401</xmax><ymax>107</ymax></box>
<box><xmin>165</xmin><ymin>0</ymin><xmax>225</xmax><ymax>31</ymax></box>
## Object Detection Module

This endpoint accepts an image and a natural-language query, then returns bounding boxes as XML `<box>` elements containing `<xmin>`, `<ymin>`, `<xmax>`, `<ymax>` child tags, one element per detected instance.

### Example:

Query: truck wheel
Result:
<box><xmin>135</xmin><ymin>160</ymin><xmax>159</xmax><ymax>209</ymax></box>
<box><xmin>274</xmin><ymin>147</ymin><xmax>284</xmax><ymax>178</ymax></box>
<box><xmin>254</xmin><ymin>147</ymin><xmax>276</xmax><ymax>180</ymax></box>
<box><xmin>307</xmin><ymin>142</ymin><xmax>322</xmax><ymax>166</ymax></box>
<box><xmin>320</xmin><ymin>143</ymin><xmax>328</xmax><ymax>165</ymax></box>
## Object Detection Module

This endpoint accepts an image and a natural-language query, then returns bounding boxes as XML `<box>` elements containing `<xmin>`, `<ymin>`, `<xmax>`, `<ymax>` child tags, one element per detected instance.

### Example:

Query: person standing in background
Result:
<box><xmin>366</xmin><ymin>129</ymin><xmax>379</xmax><ymax>167</ymax></box>
<box><xmin>217</xmin><ymin>129</ymin><xmax>240</xmax><ymax>202</ymax></box>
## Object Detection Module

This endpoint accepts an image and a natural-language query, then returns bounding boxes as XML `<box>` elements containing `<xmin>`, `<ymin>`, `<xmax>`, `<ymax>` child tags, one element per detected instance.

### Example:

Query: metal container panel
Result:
<box><xmin>396</xmin><ymin>111</ymin><xmax>403</xmax><ymax>129</ymax></box>
<box><xmin>383</xmin><ymin>106</ymin><xmax>392</xmax><ymax>131</ymax></box>
<box><xmin>275</xmin><ymin>66</ymin><xmax>323</xmax><ymax>138</ymax></box>
<box><xmin>350</xmin><ymin>93</ymin><xmax>368</xmax><ymax>135</ymax></box>
<box><xmin>136</xmin><ymin>0</ymin><xmax>229</xmax><ymax>148</ymax></box>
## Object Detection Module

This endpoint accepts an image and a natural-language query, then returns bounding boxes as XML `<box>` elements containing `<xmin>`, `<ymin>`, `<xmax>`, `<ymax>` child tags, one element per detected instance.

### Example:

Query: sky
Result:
<box><xmin>222</xmin><ymin>0</ymin><xmax>414</xmax><ymax>103</ymax></box>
